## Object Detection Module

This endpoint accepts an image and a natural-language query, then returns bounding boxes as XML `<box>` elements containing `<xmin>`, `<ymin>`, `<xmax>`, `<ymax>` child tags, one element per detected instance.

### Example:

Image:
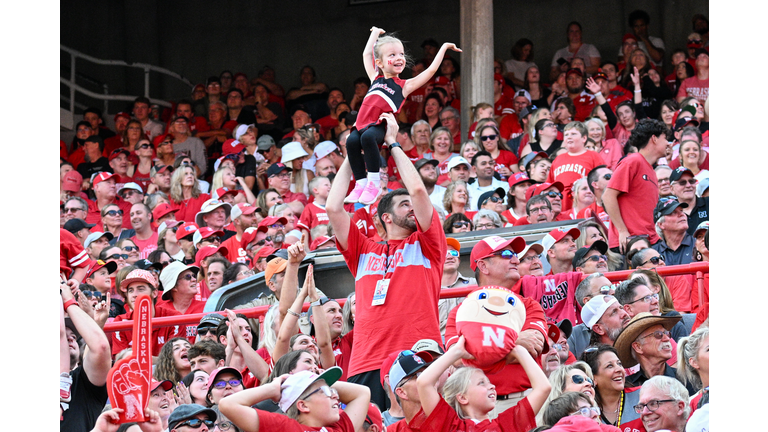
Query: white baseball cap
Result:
<box><xmin>314</xmin><ymin>141</ymin><xmax>338</xmax><ymax>159</ymax></box>
<box><xmin>278</xmin><ymin>367</ymin><xmax>342</xmax><ymax>413</ymax></box>
<box><xmin>581</xmin><ymin>295</ymin><xmax>618</xmax><ymax>329</ymax></box>
<box><xmin>446</xmin><ymin>156</ymin><xmax>471</xmax><ymax>171</ymax></box>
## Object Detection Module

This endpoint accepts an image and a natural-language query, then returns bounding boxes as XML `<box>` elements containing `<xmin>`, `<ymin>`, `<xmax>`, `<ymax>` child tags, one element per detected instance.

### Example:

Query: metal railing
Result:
<box><xmin>102</xmin><ymin>262</ymin><xmax>709</xmax><ymax>333</ymax></box>
<box><xmin>60</xmin><ymin>44</ymin><xmax>195</xmax><ymax>115</ymax></box>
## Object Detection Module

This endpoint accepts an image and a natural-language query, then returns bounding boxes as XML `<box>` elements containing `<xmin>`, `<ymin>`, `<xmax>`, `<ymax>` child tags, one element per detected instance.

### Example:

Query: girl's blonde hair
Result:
<box><xmin>471</xmin><ymin>103</ymin><xmax>494</xmax><ymax>124</ymax></box>
<box><xmin>211</xmin><ymin>166</ymin><xmax>234</xmax><ymax>192</ymax></box>
<box><xmin>442</xmin><ymin>366</ymin><xmax>482</xmax><ymax>419</ymax></box>
<box><xmin>373</xmin><ymin>35</ymin><xmax>413</xmax><ymax>73</ymax></box>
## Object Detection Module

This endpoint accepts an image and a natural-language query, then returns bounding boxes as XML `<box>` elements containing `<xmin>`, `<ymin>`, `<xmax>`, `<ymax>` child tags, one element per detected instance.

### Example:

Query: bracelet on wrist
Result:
<box><xmin>286</xmin><ymin>309</ymin><xmax>300</xmax><ymax>317</ymax></box>
<box><xmin>63</xmin><ymin>298</ymin><xmax>79</xmax><ymax>311</ymax></box>
<box><xmin>634</xmin><ymin>90</ymin><xmax>642</xmax><ymax>93</ymax></box>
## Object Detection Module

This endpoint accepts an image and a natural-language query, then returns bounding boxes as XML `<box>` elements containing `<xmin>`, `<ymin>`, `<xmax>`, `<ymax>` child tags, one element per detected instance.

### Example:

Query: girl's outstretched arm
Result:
<box><xmin>416</xmin><ymin>335</ymin><xmax>474</xmax><ymax>417</ymax></box>
<box><xmin>404</xmin><ymin>42</ymin><xmax>462</xmax><ymax>97</ymax></box>
<box><xmin>363</xmin><ymin>27</ymin><xmax>386</xmax><ymax>82</ymax></box>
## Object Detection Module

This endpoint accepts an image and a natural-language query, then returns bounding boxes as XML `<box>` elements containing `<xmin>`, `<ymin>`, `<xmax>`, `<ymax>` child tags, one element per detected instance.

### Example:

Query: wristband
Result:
<box><xmin>594</xmin><ymin>91</ymin><xmax>602</xmax><ymax>98</ymax></box>
<box><xmin>287</xmin><ymin>309</ymin><xmax>300</xmax><ymax>317</ymax></box>
<box><xmin>310</xmin><ymin>300</ymin><xmax>323</xmax><ymax>307</ymax></box>
<box><xmin>63</xmin><ymin>298</ymin><xmax>79</xmax><ymax>311</ymax></box>
<box><xmin>634</xmin><ymin>90</ymin><xmax>642</xmax><ymax>93</ymax></box>
<box><xmin>389</xmin><ymin>142</ymin><xmax>402</xmax><ymax>150</ymax></box>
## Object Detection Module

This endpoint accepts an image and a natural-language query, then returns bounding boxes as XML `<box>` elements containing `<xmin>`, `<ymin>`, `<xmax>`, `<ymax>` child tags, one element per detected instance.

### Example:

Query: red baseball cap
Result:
<box><xmin>86</xmin><ymin>259</ymin><xmax>118</xmax><ymax>279</ymax></box>
<box><xmin>240</xmin><ymin>227</ymin><xmax>260</xmax><ymax>249</ymax></box>
<box><xmin>192</xmin><ymin>84</ymin><xmax>205</xmax><ymax>93</ymax></box>
<box><xmin>366</xmin><ymin>403</ymin><xmax>383</xmax><ymax>431</ymax></box>
<box><xmin>547</xmin><ymin>322</ymin><xmax>562</xmax><ymax>343</ymax></box>
<box><xmin>469</xmin><ymin>235</ymin><xmax>526</xmax><ymax>271</ymax></box>
<box><xmin>508</xmin><ymin>171</ymin><xmax>534</xmax><ymax>188</ymax></box>
<box><xmin>231</xmin><ymin>202</ymin><xmax>258</xmax><ymax>220</ymax></box>
<box><xmin>195</xmin><ymin>245</ymin><xmax>229</xmax><ymax>266</ymax></box>
<box><xmin>197</xmin><ymin>226</ymin><xmax>224</xmax><ymax>240</ymax></box>
<box><xmin>176</xmin><ymin>222</ymin><xmax>199</xmax><ymax>242</ymax></box>
<box><xmin>150</xmin><ymin>379</ymin><xmax>173</xmax><ymax>393</ymax></box>
<box><xmin>310</xmin><ymin>235</ymin><xmax>336</xmax><ymax>251</ymax></box>
<box><xmin>546</xmin><ymin>227</ymin><xmax>581</xmax><ymax>246</ymax></box>
<box><xmin>255</xmin><ymin>246</ymin><xmax>277</xmax><ymax>260</ymax></box>
<box><xmin>593</xmin><ymin>70</ymin><xmax>608</xmax><ymax>81</ymax></box>
<box><xmin>108</xmin><ymin>148</ymin><xmax>131</xmax><ymax>161</ymax></box>
<box><xmin>222</xmin><ymin>139</ymin><xmax>245</xmax><ymax>155</ymax></box>
<box><xmin>493</xmin><ymin>73</ymin><xmax>505</xmax><ymax>84</ymax></box>
<box><xmin>622</xmin><ymin>33</ymin><xmax>638</xmax><ymax>44</ymax></box>
<box><xmin>257</xmin><ymin>216</ymin><xmax>288</xmax><ymax>232</ymax></box>
<box><xmin>92</xmin><ymin>172</ymin><xmax>116</xmax><ymax>187</ymax></box>
<box><xmin>152</xmin><ymin>203</ymin><xmax>178</xmax><ymax>221</ymax></box>
<box><xmin>525</xmin><ymin>181</ymin><xmax>564</xmax><ymax>201</ymax></box>
<box><xmin>213</xmin><ymin>187</ymin><xmax>242</xmax><ymax>201</ymax></box>
<box><xmin>62</xmin><ymin>170</ymin><xmax>83</xmax><ymax>192</ymax></box>
<box><xmin>114</xmin><ymin>112</ymin><xmax>131</xmax><ymax>122</ymax></box>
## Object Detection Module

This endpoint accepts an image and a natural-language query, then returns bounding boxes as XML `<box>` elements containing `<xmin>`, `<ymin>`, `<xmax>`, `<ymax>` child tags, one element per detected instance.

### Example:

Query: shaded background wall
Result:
<box><xmin>61</xmin><ymin>0</ymin><xmax>708</xmax><ymax>113</ymax></box>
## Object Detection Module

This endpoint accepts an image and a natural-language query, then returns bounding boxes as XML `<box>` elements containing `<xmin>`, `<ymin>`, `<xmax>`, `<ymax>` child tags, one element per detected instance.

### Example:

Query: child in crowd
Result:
<box><xmin>416</xmin><ymin>335</ymin><xmax>551</xmax><ymax>432</ymax></box>
<box><xmin>345</xmin><ymin>26</ymin><xmax>461</xmax><ymax>205</ymax></box>
<box><xmin>298</xmin><ymin>176</ymin><xmax>332</xmax><ymax>242</ymax></box>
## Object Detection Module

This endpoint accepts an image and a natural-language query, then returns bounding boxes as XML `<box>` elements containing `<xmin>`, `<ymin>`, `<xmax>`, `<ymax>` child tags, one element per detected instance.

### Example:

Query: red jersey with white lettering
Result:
<box><xmin>338</xmin><ymin>210</ymin><xmax>446</xmax><ymax>376</ymax></box>
<box><xmin>356</xmin><ymin>75</ymin><xmax>407</xmax><ymax>130</ymax></box>
<box><xmin>499</xmin><ymin>113</ymin><xmax>523</xmax><ymax>140</ymax></box>
<box><xmin>494</xmin><ymin>95</ymin><xmax>515</xmax><ymax>117</ymax></box>
<box><xmin>131</xmin><ymin>233</ymin><xmax>159</xmax><ymax>260</ymax></box>
<box><xmin>676</xmin><ymin>76</ymin><xmax>709</xmax><ymax>104</ymax></box>
<box><xmin>606</xmin><ymin>153</ymin><xmax>660</xmax><ymax>248</ymax></box>
<box><xmin>298</xmin><ymin>202</ymin><xmax>330</xmax><ymax>235</ymax></box>
<box><xmin>240</xmin><ymin>366</ymin><xmax>260</xmax><ymax>389</ymax></box>
<box><xmin>110</xmin><ymin>306</ymin><xmax>183</xmax><ymax>356</ymax></box>
<box><xmin>421</xmin><ymin>392</ymin><xmax>536</xmax><ymax>432</ymax></box>
<box><xmin>519</xmin><ymin>272</ymin><xmax>585</xmax><ymax>325</ymax></box>
<box><xmin>351</xmin><ymin>206</ymin><xmax>381</xmax><ymax>241</ymax></box>
<box><xmin>548</xmin><ymin>150</ymin><xmax>605</xmax><ymax>211</ymax></box>
<box><xmin>60</xmin><ymin>229</ymin><xmax>92</xmax><ymax>277</ymax></box>
<box><xmin>221</xmin><ymin>234</ymin><xmax>249</xmax><ymax>265</ymax></box>
<box><xmin>445</xmin><ymin>297</ymin><xmax>548</xmax><ymax>395</ymax></box>
<box><xmin>573</xmin><ymin>92</ymin><xmax>596</xmax><ymax>122</ymax></box>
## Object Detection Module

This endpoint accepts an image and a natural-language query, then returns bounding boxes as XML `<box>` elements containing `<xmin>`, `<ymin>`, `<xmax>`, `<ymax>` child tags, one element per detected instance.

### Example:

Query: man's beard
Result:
<box><xmin>607</xmin><ymin>325</ymin><xmax>622</xmax><ymax>342</ymax></box>
<box><xmin>273</xmin><ymin>232</ymin><xmax>285</xmax><ymax>244</ymax></box>
<box><xmin>391</xmin><ymin>212</ymin><xmax>417</xmax><ymax>231</ymax></box>
<box><xmin>421</xmin><ymin>176</ymin><xmax>436</xmax><ymax>188</ymax></box>
<box><xmin>567</xmin><ymin>83</ymin><xmax>584</xmax><ymax>94</ymax></box>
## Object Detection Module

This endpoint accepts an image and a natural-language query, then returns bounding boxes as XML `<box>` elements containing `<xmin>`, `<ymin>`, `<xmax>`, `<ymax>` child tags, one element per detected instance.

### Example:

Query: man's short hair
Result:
<box><xmin>563</xmin><ymin>121</ymin><xmax>587</xmax><ymax>138</ymax></box>
<box><xmin>133</xmin><ymin>96</ymin><xmax>150</xmax><ymax>108</ymax></box>
<box><xmin>410</xmin><ymin>119</ymin><xmax>432</xmax><ymax>138</ymax></box>
<box><xmin>614</xmin><ymin>277</ymin><xmax>647</xmax><ymax>305</ymax></box>
<box><xmin>440</xmin><ymin>106</ymin><xmax>460</xmax><ymax>118</ymax></box>
<box><xmin>525</xmin><ymin>195</ymin><xmax>551</xmax><ymax>215</ymax></box>
<box><xmin>680</xmin><ymin>126</ymin><xmax>702</xmax><ymax>143</ymax></box>
<box><xmin>575</xmin><ymin>272</ymin><xmax>605</xmax><ymax>307</ymax></box>
<box><xmin>132</xmin><ymin>202</ymin><xmax>153</xmax><ymax>222</ymax></box>
<box><xmin>627</xmin><ymin>119</ymin><xmax>667</xmax><ymax>151</ymax></box>
<box><xmin>307</xmin><ymin>176</ymin><xmax>329</xmax><ymax>197</ymax></box>
<box><xmin>66</xmin><ymin>197</ymin><xmax>89</xmax><ymax>213</ymax></box>
<box><xmin>206</xmin><ymin>256</ymin><xmax>231</xmax><ymax>272</ymax></box>
<box><xmin>84</xmin><ymin>107</ymin><xmax>102</xmax><ymax>120</ymax></box>
<box><xmin>398</xmin><ymin>123</ymin><xmax>413</xmax><ymax>139</ymax></box>
<box><xmin>641</xmin><ymin>376</ymin><xmax>691</xmax><ymax>418</ymax></box>
<box><xmin>377</xmin><ymin>189</ymin><xmax>410</xmax><ymax>228</ymax></box>
<box><xmin>187</xmin><ymin>340</ymin><xmax>226</xmax><ymax>363</ymax></box>
<box><xmin>85</xmin><ymin>136</ymin><xmax>105</xmax><ymax>152</ymax></box>
<box><xmin>586</xmin><ymin>165</ymin><xmax>607</xmax><ymax>194</ymax></box>
<box><xmin>176</xmin><ymin>99</ymin><xmax>193</xmax><ymax>110</ymax></box>
<box><xmin>471</xmin><ymin>150</ymin><xmax>493</xmax><ymax>167</ymax></box>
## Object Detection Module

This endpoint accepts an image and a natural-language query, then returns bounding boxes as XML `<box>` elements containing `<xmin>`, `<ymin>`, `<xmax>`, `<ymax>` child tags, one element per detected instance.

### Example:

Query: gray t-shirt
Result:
<box><xmin>173</xmin><ymin>136</ymin><xmax>208</xmax><ymax>175</ymax></box>
<box><xmin>382</xmin><ymin>410</ymin><xmax>404</xmax><ymax>427</ymax></box>
<box><xmin>550</xmin><ymin>44</ymin><xmax>601</xmax><ymax>67</ymax></box>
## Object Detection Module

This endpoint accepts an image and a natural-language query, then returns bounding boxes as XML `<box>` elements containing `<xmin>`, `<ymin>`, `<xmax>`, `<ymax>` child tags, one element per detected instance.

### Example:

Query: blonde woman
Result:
<box><xmin>280</xmin><ymin>141</ymin><xmax>313</xmax><ymax>197</ymax></box>
<box><xmin>442</xmin><ymin>180</ymin><xmax>469</xmax><ymax>215</ymax></box>
<box><xmin>169</xmin><ymin>165</ymin><xmax>210</xmax><ymax>223</ymax></box>
<box><xmin>211</xmin><ymin>166</ymin><xmax>256</xmax><ymax>205</ymax></box>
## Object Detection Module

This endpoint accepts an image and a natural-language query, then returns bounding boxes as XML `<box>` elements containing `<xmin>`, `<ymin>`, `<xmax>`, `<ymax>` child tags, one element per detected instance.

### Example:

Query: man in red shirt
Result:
<box><xmin>327</xmin><ymin>113</ymin><xmax>446</xmax><ymax>410</ymax></box>
<box><xmin>129</xmin><ymin>202</ymin><xmax>158</xmax><ymax>260</ymax></box>
<box><xmin>577</xmin><ymin>165</ymin><xmax>613</xmax><ymax>228</ymax></box>
<box><xmin>103</xmin><ymin>112</ymin><xmax>131</xmax><ymax>155</ymax></box>
<box><xmin>565</xmin><ymin>69</ymin><xmax>596</xmax><ymax>122</ymax></box>
<box><xmin>603</xmin><ymin>119</ymin><xmax>669</xmax><ymax>253</ymax></box>
<box><xmin>521</xmin><ymin>182</ymin><xmax>568</xmax><ymax>221</ymax></box>
<box><xmin>266</xmin><ymin>163</ymin><xmax>308</xmax><ymax>209</ymax></box>
<box><xmin>514</xmin><ymin>195</ymin><xmax>554</xmax><ymax>226</ymax></box>
<box><xmin>543</xmin><ymin>227</ymin><xmax>580</xmax><ymax>275</ymax></box>
<box><xmin>85</xmin><ymin>172</ymin><xmax>132</xmax><ymax>228</ymax></box>
<box><xmin>547</xmin><ymin>122</ymin><xmax>605</xmax><ymax>211</ymax></box>
<box><xmin>444</xmin><ymin>235</ymin><xmax>548</xmax><ymax>411</ymax></box>
<box><xmin>221</xmin><ymin>203</ymin><xmax>258</xmax><ymax>264</ymax></box>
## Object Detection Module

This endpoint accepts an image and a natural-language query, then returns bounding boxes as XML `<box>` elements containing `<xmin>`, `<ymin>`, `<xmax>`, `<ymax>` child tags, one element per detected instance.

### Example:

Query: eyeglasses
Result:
<box><xmin>397</xmin><ymin>371</ymin><xmax>423</xmax><ymax>388</ymax></box>
<box><xmin>475</xmin><ymin>223</ymin><xmax>497</xmax><ymax>230</ymax></box>
<box><xmin>139</xmin><ymin>143</ymin><xmax>153</xmax><ymax>149</ymax></box>
<box><xmin>196</xmin><ymin>326</ymin><xmax>216</xmax><ymax>336</ymax></box>
<box><xmin>570</xmin><ymin>406</ymin><xmax>601</xmax><ymax>418</ymax></box>
<box><xmin>106</xmin><ymin>254</ymin><xmax>129</xmax><ymax>260</ymax></box>
<box><xmin>176</xmin><ymin>419</ymin><xmax>215</xmax><ymax>429</ymax></box>
<box><xmin>626</xmin><ymin>293</ymin><xmax>659</xmax><ymax>305</ymax></box>
<box><xmin>213</xmin><ymin>379</ymin><xmax>242</xmax><ymax>389</ymax></box>
<box><xmin>269</xmin><ymin>223</ymin><xmax>284</xmax><ymax>229</ymax></box>
<box><xmin>633</xmin><ymin>399</ymin><xmax>676</xmax><ymax>414</ymax></box>
<box><xmin>545</xmin><ymin>191</ymin><xmax>563</xmax><ymax>199</ymax></box>
<box><xmin>603</xmin><ymin>173</ymin><xmax>612</xmax><ymax>181</ymax></box>
<box><xmin>673</xmin><ymin>179</ymin><xmax>698</xmax><ymax>186</ymax></box>
<box><xmin>446</xmin><ymin>249</ymin><xmax>460</xmax><ymax>258</ymax></box>
<box><xmin>238</xmin><ymin>269</ymin><xmax>255</xmax><ymax>278</ymax></box>
<box><xmin>599</xmin><ymin>285</ymin><xmax>613</xmax><ymax>295</ymax></box>
<box><xmin>579</xmin><ymin>254</ymin><xmax>607</xmax><ymax>266</ymax></box>
<box><xmin>271</xmin><ymin>172</ymin><xmax>291</xmax><ymax>179</ymax></box>
<box><xmin>122</xmin><ymin>246</ymin><xmax>139</xmax><ymax>252</ymax></box>
<box><xmin>657</xmin><ymin>177</ymin><xmax>670</xmax><ymax>184</ymax></box>
<box><xmin>441</xmin><ymin>116</ymin><xmax>457</xmax><ymax>122</ymax></box>
<box><xmin>215</xmin><ymin>421</ymin><xmax>235</xmax><ymax>431</ymax></box>
<box><xmin>203</xmin><ymin>236</ymin><xmax>221</xmax><ymax>244</ymax></box>
<box><xmin>180</xmin><ymin>273</ymin><xmax>196</xmax><ymax>282</ymax></box>
<box><xmin>544</xmin><ymin>123</ymin><xmax>557</xmax><ymax>128</ymax></box>
<box><xmin>641</xmin><ymin>256</ymin><xmax>665</xmax><ymax>266</ymax></box>
<box><xmin>520</xmin><ymin>254</ymin><xmax>541</xmax><ymax>263</ymax></box>
<box><xmin>302</xmin><ymin>385</ymin><xmax>339</xmax><ymax>400</ymax></box>
<box><xmin>481</xmin><ymin>134</ymin><xmax>498</xmax><ymax>141</ymax></box>
<box><xmin>571</xmin><ymin>374</ymin><xmax>594</xmax><ymax>386</ymax></box>
<box><xmin>452</xmin><ymin>221</ymin><xmax>470</xmax><ymax>229</ymax></box>
<box><xmin>104</xmin><ymin>210</ymin><xmax>124</xmax><ymax>217</ymax></box>
<box><xmin>482</xmin><ymin>196</ymin><xmax>503</xmax><ymax>205</ymax></box>
<box><xmin>529</xmin><ymin>206</ymin><xmax>550</xmax><ymax>214</ymax></box>
<box><xmin>638</xmin><ymin>329</ymin><xmax>671</xmax><ymax>341</ymax></box>
<box><xmin>64</xmin><ymin>207</ymin><xmax>86</xmax><ymax>214</ymax></box>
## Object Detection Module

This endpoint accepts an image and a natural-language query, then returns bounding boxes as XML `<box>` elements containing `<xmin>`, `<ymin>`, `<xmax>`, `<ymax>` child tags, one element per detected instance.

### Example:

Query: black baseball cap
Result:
<box><xmin>572</xmin><ymin>240</ymin><xmax>608</xmax><ymax>268</ymax></box>
<box><xmin>653</xmin><ymin>197</ymin><xmax>689</xmax><ymax>222</ymax></box>
<box><xmin>63</xmin><ymin>218</ymin><xmax>95</xmax><ymax>234</ymax></box>
<box><xmin>266</xmin><ymin>162</ymin><xmax>292</xmax><ymax>177</ymax></box>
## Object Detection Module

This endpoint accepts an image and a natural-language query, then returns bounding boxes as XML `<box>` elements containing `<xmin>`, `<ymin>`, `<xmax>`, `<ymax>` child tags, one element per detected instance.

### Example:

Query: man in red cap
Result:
<box><xmin>152</xmin><ymin>203</ymin><xmax>179</xmax><ymax>226</ymax></box>
<box><xmin>221</xmin><ymin>203</ymin><xmax>259</xmax><ymax>264</ymax></box>
<box><xmin>176</xmin><ymin>222</ymin><xmax>199</xmax><ymax>264</ymax></box>
<box><xmin>103</xmin><ymin>112</ymin><xmax>131</xmax><ymax>155</ymax></box>
<box><xmin>129</xmin><ymin>202</ymin><xmax>158</xmax><ymax>259</ymax></box>
<box><xmin>603</xmin><ymin>119</ymin><xmax>669</xmax><ymax>253</ymax></box>
<box><xmin>112</xmin><ymin>268</ymin><xmax>183</xmax><ymax>356</ymax></box>
<box><xmin>258</xmin><ymin>216</ymin><xmax>288</xmax><ymax>250</ymax></box>
<box><xmin>565</xmin><ymin>69</ymin><xmax>595</xmax><ymax>122</ymax></box>
<box><xmin>327</xmin><ymin>113</ymin><xmax>446</xmax><ymax>409</ymax></box>
<box><xmin>515</xmin><ymin>181</ymin><xmax>568</xmax><ymax>225</ymax></box>
<box><xmin>444</xmin><ymin>235</ymin><xmax>548</xmax><ymax>411</ymax></box>
<box><xmin>543</xmin><ymin>227</ymin><xmax>581</xmax><ymax>275</ymax></box>
<box><xmin>196</xmin><ymin>198</ymin><xmax>234</xmax><ymax>241</ymax></box>
<box><xmin>108</xmin><ymin>149</ymin><xmax>133</xmax><ymax>190</ymax></box>
<box><xmin>85</xmin><ymin>172</ymin><xmax>132</xmax><ymax>228</ymax></box>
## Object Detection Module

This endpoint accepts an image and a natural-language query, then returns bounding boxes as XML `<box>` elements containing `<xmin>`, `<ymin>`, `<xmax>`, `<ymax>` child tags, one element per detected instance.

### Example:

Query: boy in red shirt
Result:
<box><xmin>548</xmin><ymin>122</ymin><xmax>604</xmax><ymax>211</ymax></box>
<box><xmin>298</xmin><ymin>176</ymin><xmax>332</xmax><ymax>244</ymax></box>
<box><xmin>219</xmin><ymin>367</ymin><xmax>370</xmax><ymax>432</ymax></box>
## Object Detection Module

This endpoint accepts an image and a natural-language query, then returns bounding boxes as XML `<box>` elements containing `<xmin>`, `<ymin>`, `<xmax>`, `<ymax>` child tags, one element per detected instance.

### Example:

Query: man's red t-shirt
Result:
<box><xmin>131</xmin><ymin>232</ymin><xmax>159</xmax><ymax>260</ymax></box>
<box><xmin>547</xmin><ymin>150</ymin><xmax>605</xmax><ymax>211</ymax></box>
<box><xmin>494</xmin><ymin>95</ymin><xmax>515</xmax><ymax>117</ymax></box>
<box><xmin>221</xmin><ymin>234</ymin><xmax>249</xmax><ymax>264</ymax></box>
<box><xmin>572</xmin><ymin>92</ymin><xmax>596</xmax><ymax>122</ymax></box>
<box><xmin>676</xmin><ymin>76</ymin><xmax>709</xmax><ymax>104</ymax></box>
<box><xmin>111</xmin><ymin>306</ymin><xmax>183</xmax><ymax>356</ymax></box>
<box><xmin>315</xmin><ymin>115</ymin><xmax>339</xmax><ymax>137</ymax></box>
<box><xmin>60</xmin><ymin>229</ymin><xmax>92</xmax><ymax>277</ymax></box>
<box><xmin>519</xmin><ymin>272</ymin><xmax>586</xmax><ymax>325</ymax></box>
<box><xmin>499</xmin><ymin>114</ymin><xmax>523</xmax><ymax>141</ymax></box>
<box><xmin>445</xmin><ymin>297</ymin><xmax>548</xmax><ymax>395</ymax></box>
<box><xmin>351</xmin><ymin>206</ymin><xmax>381</xmax><ymax>241</ymax></box>
<box><xmin>338</xmin><ymin>210</ymin><xmax>446</xmax><ymax>377</ymax></box>
<box><xmin>256</xmin><ymin>409</ymin><xmax>356</xmax><ymax>432</ymax></box>
<box><xmin>420</xmin><ymin>396</ymin><xmax>536</xmax><ymax>432</ymax></box>
<box><xmin>333</xmin><ymin>331</ymin><xmax>354</xmax><ymax>382</ymax></box>
<box><xmin>606</xmin><ymin>153</ymin><xmax>660</xmax><ymax>248</ymax></box>
<box><xmin>388</xmin><ymin>411</ymin><xmax>428</xmax><ymax>432</ymax></box>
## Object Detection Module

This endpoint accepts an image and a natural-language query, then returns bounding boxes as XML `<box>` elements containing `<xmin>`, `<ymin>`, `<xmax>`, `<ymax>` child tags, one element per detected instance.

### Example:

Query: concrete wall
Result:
<box><xmin>61</xmin><ymin>0</ymin><xmax>707</xmax><ymax>111</ymax></box>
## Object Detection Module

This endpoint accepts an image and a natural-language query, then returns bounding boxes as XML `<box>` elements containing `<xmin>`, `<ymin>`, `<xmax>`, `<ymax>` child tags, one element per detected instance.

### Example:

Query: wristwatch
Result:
<box><xmin>310</xmin><ymin>299</ymin><xmax>323</xmax><ymax>307</ymax></box>
<box><xmin>389</xmin><ymin>142</ymin><xmax>402</xmax><ymax>150</ymax></box>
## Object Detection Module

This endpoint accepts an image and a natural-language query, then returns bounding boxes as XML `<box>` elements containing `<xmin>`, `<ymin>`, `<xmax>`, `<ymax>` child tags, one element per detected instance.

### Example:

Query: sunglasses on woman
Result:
<box><xmin>106</xmin><ymin>254</ymin><xmax>129</xmax><ymax>260</ymax></box>
<box><xmin>642</xmin><ymin>256</ymin><xmax>665</xmax><ymax>266</ymax></box>
<box><xmin>452</xmin><ymin>221</ymin><xmax>470</xmax><ymax>229</ymax></box>
<box><xmin>104</xmin><ymin>210</ymin><xmax>124</xmax><ymax>217</ymax></box>
<box><xmin>481</xmin><ymin>134</ymin><xmax>498</xmax><ymax>141</ymax></box>
<box><xmin>483</xmin><ymin>196</ymin><xmax>503</xmax><ymax>205</ymax></box>
<box><xmin>571</xmin><ymin>375</ymin><xmax>594</xmax><ymax>386</ymax></box>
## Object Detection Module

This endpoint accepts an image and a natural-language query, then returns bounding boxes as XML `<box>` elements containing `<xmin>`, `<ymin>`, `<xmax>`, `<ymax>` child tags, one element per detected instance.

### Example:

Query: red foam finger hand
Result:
<box><xmin>107</xmin><ymin>295</ymin><xmax>153</xmax><ymax>424</ymax></box>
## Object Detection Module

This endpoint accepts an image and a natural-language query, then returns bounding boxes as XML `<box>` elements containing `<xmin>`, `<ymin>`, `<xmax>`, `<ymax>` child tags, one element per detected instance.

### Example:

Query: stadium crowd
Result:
<box><xmin>59</xmin><ymin>10</ymin><xmax>709</xmax><ymax>432</ymax></box>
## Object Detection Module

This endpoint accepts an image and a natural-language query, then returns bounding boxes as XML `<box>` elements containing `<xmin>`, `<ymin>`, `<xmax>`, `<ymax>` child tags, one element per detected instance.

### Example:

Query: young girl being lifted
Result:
<box><xmin>345</xmin><ymin>26</ymin><xmax>461</xmax><ymax>204</ymax></box>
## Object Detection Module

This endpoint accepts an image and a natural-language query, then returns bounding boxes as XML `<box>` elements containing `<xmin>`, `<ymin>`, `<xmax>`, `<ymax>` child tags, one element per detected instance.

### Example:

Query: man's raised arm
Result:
<box><xmin>326</xmin><ymin>159</ymin><xmax>353</xmax><ymax>251</ymax></box>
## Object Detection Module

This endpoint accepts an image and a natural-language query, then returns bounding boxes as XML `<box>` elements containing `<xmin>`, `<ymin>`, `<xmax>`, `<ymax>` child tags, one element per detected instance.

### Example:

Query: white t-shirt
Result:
<box><xmin>429</xmin><ymin>185</ymin><xmax>447</xmax><ymax>212</ymax></box>
<box><xmin>617</xmin><ymin>36</ymin><xmax>666</xmax><ymax>67</ymax></box>
<box><xmin>466</xmin><ymin>178</ymin><xmax>510</xmax><ymax>211</ymax></box>
<box><xmin>550</xmin><ymin>44</ymin><xmax>601</xmax><ymax>67</ymax></box>
<box><xmin>504</xmin><ymin>59</ymin><xmax>537</xmax><ymax>87</ymax></box>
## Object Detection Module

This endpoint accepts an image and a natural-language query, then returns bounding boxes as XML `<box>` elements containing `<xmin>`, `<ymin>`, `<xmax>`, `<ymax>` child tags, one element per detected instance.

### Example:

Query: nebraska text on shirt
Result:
<box><xmin>369</xmin><ymin>82</ymin><xmax>396</xmax><ymax>95</ymax></box>
<box><xmin>553</xmin><ymin>163</ymin><xmax>587</xmax><ymax>177</ymax></box>
<box><xmin>354</xmin><ymin>241</ymin><xmax>433</xmax><ymax>280</ymax></box>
